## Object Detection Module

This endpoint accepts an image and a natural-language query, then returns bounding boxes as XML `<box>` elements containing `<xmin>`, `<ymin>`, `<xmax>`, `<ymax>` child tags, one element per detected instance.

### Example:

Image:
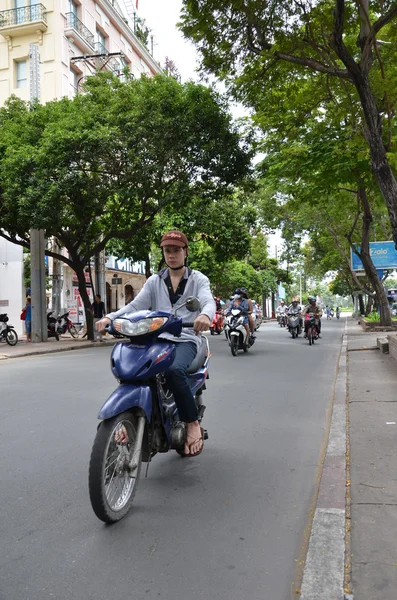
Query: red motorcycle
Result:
<box><xmin>56</xmin><ymin>311</ymin><xmax>79</xmax><ymax>338</ymax></box>
<box><xmin>210</xmin><ymin>310</ymin><xmax>225</xmax><ymax>335</ymax></box>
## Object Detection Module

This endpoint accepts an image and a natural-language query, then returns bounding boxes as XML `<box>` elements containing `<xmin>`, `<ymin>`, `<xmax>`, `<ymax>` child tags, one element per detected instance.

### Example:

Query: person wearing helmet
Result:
<box><xmin>240</xmin><ymin>287</ymin><xmax>256</xmax><ymax>340</ymax></box>
<box><xmin>301</xmin><ymin>296</ymin><xmax>323</xmax><ymax>337</ymax></box>
<box><xmin>287</xmin><ymin>299</ymin><xmax>303</xmax><ymax>329</ymax></box>
<box><xmin>96</xmin><ymin>230</ymin><xmax>215</xmax><ymax>457</ymax></box>
<box><xmin>276</xmin><ymin>299</ymin><xmax>288</xmax><ymax>325</ymax></box>
<box><xmin>227</xmin><ymin>288</ymin><xmax>251</xmax><ymax>339</ymax></box>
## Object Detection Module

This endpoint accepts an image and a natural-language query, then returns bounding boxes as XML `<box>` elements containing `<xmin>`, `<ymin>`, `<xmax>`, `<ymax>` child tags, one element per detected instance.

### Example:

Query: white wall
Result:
<box><xmin>0</xmin><ymin>239</ymin><xmax>24</xmax><ymax>336</ymax></box>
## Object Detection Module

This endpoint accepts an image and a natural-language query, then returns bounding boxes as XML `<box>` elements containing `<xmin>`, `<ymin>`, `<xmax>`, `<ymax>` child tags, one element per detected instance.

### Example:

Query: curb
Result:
<box><xmin>300</xmin><ymin>322</ymin><xmax>348</xmax><ymax>599</ymax></box>
<box><xmin>0</xmin><ymin>340</ymin><xmax>115</xmax><ymax>360</ymax></box>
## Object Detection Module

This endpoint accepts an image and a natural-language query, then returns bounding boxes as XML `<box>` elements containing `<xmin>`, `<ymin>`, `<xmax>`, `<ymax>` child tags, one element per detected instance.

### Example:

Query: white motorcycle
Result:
<box><xmin>224</xmin><ymin>308</ymin><xmax>253</xmax><ymax>356</ymax></box>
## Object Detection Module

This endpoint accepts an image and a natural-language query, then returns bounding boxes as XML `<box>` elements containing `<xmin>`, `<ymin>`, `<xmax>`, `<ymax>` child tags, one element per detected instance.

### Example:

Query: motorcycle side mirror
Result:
<box><xmin>184</xmin><ymin>297</ymin><xmax>201</xmax><ymax>312</ymax></box>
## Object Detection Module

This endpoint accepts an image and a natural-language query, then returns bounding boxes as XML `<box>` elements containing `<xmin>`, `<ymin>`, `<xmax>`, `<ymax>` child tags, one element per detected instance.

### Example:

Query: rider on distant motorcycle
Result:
<box><xmin>240</xmin><ymin>287</ymin><xmax>256</xmax><ymax>340</ymax></box>
<box><xmin>302</xmin><ymin>296</ymin><xmax>323</xmax><ymax>338</ymax></box>
<box><xmin>227</xmin><ymin>289</ymin><xmax>250</xmax><ymax>339</ymax></box>
<box><xmin>276</xmin><ymin>300</ymin><xmax>288</xmax><ymax>323</ymax></box>
<box><xmin>287</xmin><ymin>299</ymin><xmax>303</xmax><ymax>330</ymax></box>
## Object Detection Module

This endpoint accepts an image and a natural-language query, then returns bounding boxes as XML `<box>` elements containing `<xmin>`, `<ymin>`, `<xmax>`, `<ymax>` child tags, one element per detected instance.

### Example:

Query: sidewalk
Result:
<box><xmin>0</xmin><ymin>335</ymin><xmax>115</xmax><ymax>359</ymax></box>
<box><xmin>347</xmin><ymin>318</ymin><xmax>397</xmax><ymax>599</ymax></box>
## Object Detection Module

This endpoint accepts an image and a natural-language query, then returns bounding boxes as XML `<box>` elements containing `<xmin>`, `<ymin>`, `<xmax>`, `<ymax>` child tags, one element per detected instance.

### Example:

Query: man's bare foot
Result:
<box><xmin>184</xmin><ymin>420</ymin><xmax>204</xmax><ymax>456</ymax></box>
<box><xmin>115</xmin><ymin>424</ymin><xmax>128</xmax><ymax>444</ymax></box>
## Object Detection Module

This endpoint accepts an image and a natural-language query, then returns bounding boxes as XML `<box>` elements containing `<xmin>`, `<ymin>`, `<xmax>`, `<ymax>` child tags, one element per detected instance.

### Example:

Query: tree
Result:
<box><xmin>180</xmin><ymin>1</ymin><xmax>397</xmax><ymax>247</ymax></box>
<box><xmin>0</xmin><ymin>74</ymin><xmax>252</xmax><ymax>338</ymax></box>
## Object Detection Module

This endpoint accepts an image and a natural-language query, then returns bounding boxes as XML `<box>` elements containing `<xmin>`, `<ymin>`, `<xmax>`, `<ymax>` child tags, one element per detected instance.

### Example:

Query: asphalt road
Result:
<box><xmin>0</xmin><ymin>318</ymin><xmax>345</xmax><ymax>600</ymax></box>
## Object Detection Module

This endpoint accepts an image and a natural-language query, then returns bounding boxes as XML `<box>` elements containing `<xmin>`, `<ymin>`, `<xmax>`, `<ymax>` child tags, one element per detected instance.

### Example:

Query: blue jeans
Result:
<box><xmin>165</xmin><ymin>342</ymin><xmax>198</xmax><ymax>423</ymax></box>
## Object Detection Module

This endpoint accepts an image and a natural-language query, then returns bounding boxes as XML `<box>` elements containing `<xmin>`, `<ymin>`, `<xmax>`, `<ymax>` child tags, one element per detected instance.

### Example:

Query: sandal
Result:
<box><xmin>183</xmin><ymin>427</ymin><xmax>204</xmax><ymax>457</ymax></box>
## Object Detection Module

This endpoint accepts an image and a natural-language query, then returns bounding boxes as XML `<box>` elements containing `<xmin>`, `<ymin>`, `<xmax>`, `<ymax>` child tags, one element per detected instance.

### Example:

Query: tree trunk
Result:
<box><xmin>262</xmin><ymin>293</ymin><xmax>267</xmax><ymax>318</ymax></box>
<box><xmin>357</xmin><ymin>186</ymin><xmax>392</xmax><ymax>325</ymax></box>
<box><xmin>74</xmin><ymin>263</ymin><xmax>94</xmax><ymax>340</ymax></box>
<box><xmin>358</xmin><ymin>293</ymin><xmax>365</xmax><ymax>315</ymax></box>
<box><xmin>271</xmin><ymin>291</ymin><xmax>275</xmax><ymax>318</ymax></box>
<box><xmin>144</xmin><ymin>253</ymin><xmax>151</xmax><ymax>279</ymax></box>
<box><xmin>349</xmin><ymin>74</ymin><xmax>397</xmax><ymax>247</ymax></box>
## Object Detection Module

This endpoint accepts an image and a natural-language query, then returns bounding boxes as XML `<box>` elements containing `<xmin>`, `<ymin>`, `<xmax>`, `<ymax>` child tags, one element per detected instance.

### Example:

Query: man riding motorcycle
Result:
<box><xmin>240</xmin><ymin>287</ymin><xmax>256</xmax><ymax>340</ymax></box>
<box><xmin>301</xmin><ymin>296</ymin><xmax>322</xmax><ymax>338</ymax></box>
<box><xmin>95</xmin><ymin>230</ymin><xmax>215</xmax><ymax>457</ymax></box>
<box><xmin>276</xmin><ymin>300</ymin><xmax>288</xmax><ymax>325</ymax></box>
<box><xmin>287</xmin><ymin>299</ymin><xmax>303</xmax><ymax>330</ymax></box>
<box><xmin>227</xmin><ymin>289</ymin><xmax>250</xmax><ymax>340</ymax></box>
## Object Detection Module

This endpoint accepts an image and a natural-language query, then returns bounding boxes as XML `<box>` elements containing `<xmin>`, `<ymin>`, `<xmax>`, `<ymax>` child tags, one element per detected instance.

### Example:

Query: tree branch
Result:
<box><xmin>274</xmin><ymin>51</ymin><xmax>353</xmax><ymax>79</ymax></box>
<box><xmin>372</xmin><ymin>4</ymin><xmax>397</xmax><ymax>36</ymax></box>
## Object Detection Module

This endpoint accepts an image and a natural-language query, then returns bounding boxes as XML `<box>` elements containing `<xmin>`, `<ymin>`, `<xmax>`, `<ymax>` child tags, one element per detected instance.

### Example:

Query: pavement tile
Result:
<box><xmin>348</xmin><ymin>319</ymin><xmax>397</xmax><ymax>600</ymax></box>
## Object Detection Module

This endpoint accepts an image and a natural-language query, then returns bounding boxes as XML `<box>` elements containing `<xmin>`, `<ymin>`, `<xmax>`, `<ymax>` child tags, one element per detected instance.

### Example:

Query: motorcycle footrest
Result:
<box><xmin>197</xmin><ymin>404</ymin><xmax>206</xmax><ymax>419</ymax></box>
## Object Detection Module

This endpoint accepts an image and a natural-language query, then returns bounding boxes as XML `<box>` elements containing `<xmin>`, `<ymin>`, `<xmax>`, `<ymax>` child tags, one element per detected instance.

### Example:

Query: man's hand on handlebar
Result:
<box><xmin>194</xmin><ymin>314</ymin><xmax>211</xmax><ymax>334</ymax></box>
<box><xmin>96</xmin><ymin>317</ymin><xmax>111</xmax><ymax>332</ymax></box>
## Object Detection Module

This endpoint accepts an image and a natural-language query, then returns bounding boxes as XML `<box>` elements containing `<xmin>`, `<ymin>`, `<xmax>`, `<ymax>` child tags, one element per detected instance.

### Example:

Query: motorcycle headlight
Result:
<box><xmin>113</xmin><ymin>317</ymin><xmax>168</xmax><ymax>337</ymax></box>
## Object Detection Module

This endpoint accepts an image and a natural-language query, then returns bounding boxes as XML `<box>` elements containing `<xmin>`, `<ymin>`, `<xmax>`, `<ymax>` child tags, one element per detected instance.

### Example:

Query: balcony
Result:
<box><xmin>0</xmin><ymin>4</ymin><xmax>48</xmax><ymax>37</ymax></box>
<box><xmin>65</xmin><ymin>13</ymin><xmax>95</xmax><ymax>54</ymax></box>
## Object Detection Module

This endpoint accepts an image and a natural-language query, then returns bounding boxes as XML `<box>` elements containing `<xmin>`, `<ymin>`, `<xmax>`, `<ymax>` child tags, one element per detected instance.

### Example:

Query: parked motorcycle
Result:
<box><xmin>47</xmin><ymin>312</ymin><xmax>60</xmax><ymax>341</ymax></box>
<box><xmin>287</xmin><ymin>312</ymin><xmax>302</xmax><ymax>338</ymax></box>
<box><xmin>57</xmin><ymin>311</ymin><xmax>79</xmax><ymax>338</ymax></box>
<box><xmin>88</xmin><ymin>297</ymin><xmax>210</xmax><ymax>523</ymax></box>
<box><xmin>224</xmin><ymin>308</ymin><xmax>253</xmax><ymax>356</ymax></box>
<box><xmin>305</xmin><ymin>313</ymin><xmax>319</xmax><ymax>346</ymax></box>
<box><xmin>0</xmin><ymin>314</ymin><xmax>18</xmax><ymax>346</ymax></box>
<box><xmin>210</xmin><ymin>310</ymin><xmax>225</xmax><ymax>335</ymax></box>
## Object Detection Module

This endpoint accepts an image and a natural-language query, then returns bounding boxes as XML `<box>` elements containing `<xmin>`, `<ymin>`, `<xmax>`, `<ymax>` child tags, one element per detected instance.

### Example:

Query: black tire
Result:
<box><xmin>55</xmin><ymin>332</ymin><xmax>60</xmax><ymax>341</ymax></box>
<box><xmin>291</xmin><ymin>329</ymin><xmax>296</xmax><ymax>339</ymax></box>
<box><xmin>89</xmin><ymin>411</ymin><xmax>143</xmax><ymax>523</ymax></box>
<box><xmin>69</xmin><ymin>325</ymin><xmax>79</xmax><ymax>338</ymax></box>
<box><xmin>210</xmin><ymin>328</ymin><xmax>215</xmax><ymax>335</ymax></box>
<box><xmin>231</xmin><ymin>337</ymin><xmax>238</xmax><ymax>356</ymax></box>
<box><xmin>6</xmin><ymin>329</ymin><xmax>18</xmax><ymax>346</ymax></box>
<box><xmin>308</xmin><ymin>328</ymin><xmax>312</xmax><ymax>346</ymax></box>
<box><xmin>243</xmin><ymin>345</ymin><xmax>248</xmax><ymax>352</ymax></box>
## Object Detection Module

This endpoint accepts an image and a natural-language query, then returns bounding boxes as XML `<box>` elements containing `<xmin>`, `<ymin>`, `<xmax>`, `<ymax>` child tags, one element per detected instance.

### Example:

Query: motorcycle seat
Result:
<box><xmin>186</xmin><ymin>338</ymin><xmax>208</xmax><ymax>374</ymax></box>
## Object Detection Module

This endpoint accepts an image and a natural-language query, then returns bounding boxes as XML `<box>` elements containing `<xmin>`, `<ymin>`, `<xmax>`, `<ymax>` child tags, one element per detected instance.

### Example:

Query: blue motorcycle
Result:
<box><xmin>88</xmin><ymin>297</ymin><xmax>210</xmax><ymax>523</ymax></box>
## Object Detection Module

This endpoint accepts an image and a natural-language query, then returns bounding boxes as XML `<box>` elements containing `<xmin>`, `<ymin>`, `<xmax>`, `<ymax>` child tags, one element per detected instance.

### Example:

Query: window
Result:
<box><xmin>16</xmin><ymin>60</ymin><xmax>27</xmax><ymax>89</ymax></box>
<box><xmin>69</xmin><ymin>69</ymin><xmax>79</xmax><ymax>97</ymax></box>
<box><xmin>96</xmin><ymin>28</ymin><xmax>106</xmax><ymax>50</ymax></box>
<box><xmin>68</xmin><ymin>0</ymin><xmax>78</xmax><ymax>18</ymax></box>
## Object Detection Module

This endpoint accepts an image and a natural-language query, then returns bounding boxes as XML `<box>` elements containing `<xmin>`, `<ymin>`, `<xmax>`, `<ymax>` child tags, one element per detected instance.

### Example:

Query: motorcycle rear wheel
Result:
<box><xmin>231</xmin><ymin>337</ymin><xmax>238</xmax><ymax>356</ymax></box>
<box><xmin>6</xmin><ymin>330</ymin><xmax>18</xmax><ymax>346</ymax></box>
<box><xmin>89</xmin><ymin>411</ymin><xmax>143</xmax><ymax>523</ymax></box>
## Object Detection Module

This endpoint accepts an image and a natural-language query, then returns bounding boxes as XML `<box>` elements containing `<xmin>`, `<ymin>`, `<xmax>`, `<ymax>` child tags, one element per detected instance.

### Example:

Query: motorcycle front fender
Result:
<box><xmin>98</xmin><ymin>383</ymin><xmax>152</xmax><ymax>421</ymax></box>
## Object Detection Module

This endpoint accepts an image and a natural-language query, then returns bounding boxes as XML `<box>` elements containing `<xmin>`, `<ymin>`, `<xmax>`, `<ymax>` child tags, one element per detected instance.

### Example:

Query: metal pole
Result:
<box><xmin>30</xmin><ymin>229</ymin><xmax>47</xmax><ymax>342</ymax></box>
<box><xmin>299</xmin><ymin>270</ymin><xmax>302</xmax><ymax>306</ymax></box>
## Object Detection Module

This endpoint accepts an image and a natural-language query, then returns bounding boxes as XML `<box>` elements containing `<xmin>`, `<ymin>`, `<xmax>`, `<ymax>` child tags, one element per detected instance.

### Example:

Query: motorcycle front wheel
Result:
<box><xmin>308</xmin><ymin>327</ymin><xmax>312</xmax><ymax>346</ymax></box>
<box><xmin>6</xmin><ymin>329</ymin><xmax>18</xmax><ymax>346</ymax></box>
<box><xmin>231</xmin><ymin>337</ymin><xmax>238</xmax><ymax>356</ymax></box>
<box><xmin>69</xmin><ymin>325</ymin><xmax>79</xmax><ymax>338</ymax></box>
<box><xmin>89</xmin><ymin>411</ymin><xmax>144</xmax><ymax>523</ymax></box>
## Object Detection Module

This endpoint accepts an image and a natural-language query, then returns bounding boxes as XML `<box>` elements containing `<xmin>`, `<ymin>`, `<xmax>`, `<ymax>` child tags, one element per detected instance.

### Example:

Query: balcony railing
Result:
<box><xmin>0</xmin><ymin>4</ymin><xmax>47</xmax><ymax>28</ymax></box>
<box><xmin>65</xmin><ymin>13</ymin><xmax>95</xmax><ymax>49</ymax></box>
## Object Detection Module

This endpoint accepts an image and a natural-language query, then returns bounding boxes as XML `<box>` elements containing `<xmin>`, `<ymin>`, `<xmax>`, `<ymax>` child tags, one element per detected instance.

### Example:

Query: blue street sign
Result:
<box><xmin>351</xmin><ymin>242</ymin><xmax>397</xmax><ymax>271</ymax></box>
<box><xmin>376</xmin><ymin>269</ymin><xmax>384</xmax><ymax>280</ymax></box>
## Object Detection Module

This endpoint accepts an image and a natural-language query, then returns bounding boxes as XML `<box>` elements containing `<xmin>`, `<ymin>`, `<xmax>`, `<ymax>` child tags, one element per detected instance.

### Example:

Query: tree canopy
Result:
<box><xmin>180</xmin><ymin>1</ymin><xmax>397</xmax><ymax>248</ymax></box>
<box><xmin>0</xmin><ymin>73</ymin><xmax>252</xmax><ymax>337</ymax></box>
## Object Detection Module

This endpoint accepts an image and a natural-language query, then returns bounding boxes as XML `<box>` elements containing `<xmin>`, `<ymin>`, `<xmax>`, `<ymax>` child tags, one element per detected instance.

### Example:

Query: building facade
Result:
<box><xmin>0</xmin><ymin>0</ymin><xmax>158</xmax><ymax>328</ymax></box>
<box><xmin>0</xmin><ymin>0</ymin><xmax>161</xmax><ymax>104</ymax></box>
